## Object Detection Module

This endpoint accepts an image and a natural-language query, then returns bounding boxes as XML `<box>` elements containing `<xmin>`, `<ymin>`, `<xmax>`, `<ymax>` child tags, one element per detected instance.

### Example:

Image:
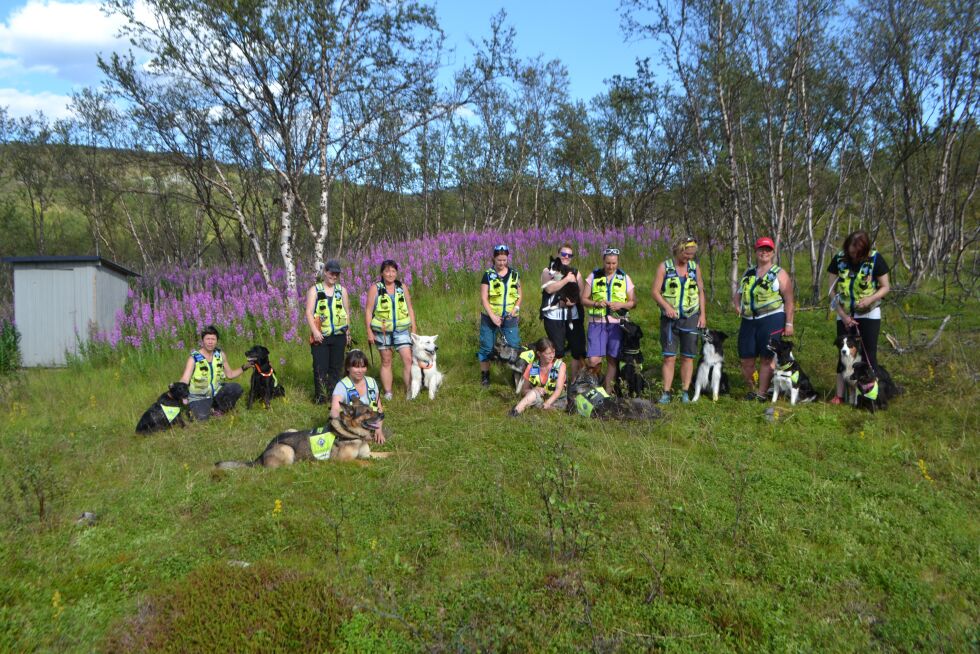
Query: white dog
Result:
<box><xmin>409</xmin><ymin>334</ymin><xmax>443</xmax><ymax>400</ymax></box>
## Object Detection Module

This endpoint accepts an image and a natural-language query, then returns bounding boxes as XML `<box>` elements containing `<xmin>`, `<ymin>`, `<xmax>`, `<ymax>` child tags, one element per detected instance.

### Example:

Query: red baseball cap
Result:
<box><xmin>755</xmin><ymin>237</ymin><xmax>775</xmax><ymax>250</ymax></box>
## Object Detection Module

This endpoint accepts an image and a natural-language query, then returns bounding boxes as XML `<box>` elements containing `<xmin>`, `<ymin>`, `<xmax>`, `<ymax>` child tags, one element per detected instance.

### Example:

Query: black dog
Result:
<box><xmin>135</xmin><ymin>382</ymin><xmax>190</xmax><ymax>434</ymax></box>
<box><xmin>540</xmin><ymin>256</ymin><xmax>580</xmax><ymax>318</ymax></box>
<box><xmin>615</xmin><ymin>316</ymin><xmax>647</xmax><ymax>397</ymax></box>
<box><xmin>245</xmin><ymin>345</ymin><xmax>286</xmax><ymax>409</ymax></box>
<box><xmin>849</xmin><ymin>361</ymin><xmax>900</xmax><ymax>412</ymax></box>
<box><xmin>567</xmin><ymin>371</ymin><xmax>662</xmax><ymax>420</ymax></box>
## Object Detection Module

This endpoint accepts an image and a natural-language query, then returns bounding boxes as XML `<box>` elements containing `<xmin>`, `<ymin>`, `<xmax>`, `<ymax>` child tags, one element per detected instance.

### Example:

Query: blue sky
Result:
<box><xmin>0</xmin><ymin>0</ymin><xmax>649</xmax><ymax>119</ymax></box>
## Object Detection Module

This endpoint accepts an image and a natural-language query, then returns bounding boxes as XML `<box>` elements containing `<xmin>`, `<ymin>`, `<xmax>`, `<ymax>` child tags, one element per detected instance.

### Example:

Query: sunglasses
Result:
<box><xmin>559</xmin><ymin>251</ymin><xmax>574</xmax><ymax>258</ymax></box>
<box><xmin>683</xmin><ymin>236</ymin><xmax>698</xmax><ymax>248</ymax></box>
<box><xmin>603</xmin><ymin>248</ymin><xmax>620</xmax><ymax>256</ymax></box>
<box><xmin>493</xmin><ymin>245</ymin><xmax>509</xmax><ymax>254</ymax></box>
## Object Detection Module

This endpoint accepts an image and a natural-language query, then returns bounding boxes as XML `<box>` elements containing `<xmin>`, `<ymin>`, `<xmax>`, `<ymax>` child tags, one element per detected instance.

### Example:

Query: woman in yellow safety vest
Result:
<box><xmin>651</xmin><ymin>236</ymin><xmax>707</xmax><ymax>404</ymax></box>
<box><xmin>179</xmin><ymin>324</ymin><xmax>249</xmax><ymax>420</ymax></box>
<box><xmin>732</xmin><ymin>237</ymin><xmax>796</xmax><ymax>401</ymax></box>
<box><xmin>827</xmin><ymin>230</ymin><xmax>891</xmax><ymax>404</ymax></box>
<box><xmin>581</xmin><ymin>247</ymin><xmax>636</xmax><ymax>394</ymax></box>
<box><xmin>509</xmin><ymin>338</ymin><xmax>567</xmax><ymax>416</ymax></box>
<box><xmin>330</xmin><ymin>349</ymin><xmax>386</xmax><ymax>444</ymax></box>
<box><xmin>478</xmin><ymin>244</ymin><xmax>523</xmax><ymax>387</ymax></box>
<box><xmin>305</xmin><ymin>259</ymin><xmax>352</xmax><ymax>404</ymax></box>
<box><xmin>365</xmin><ymin>259</ymin><xmax>418</xmax><ymax>401</ymax></box>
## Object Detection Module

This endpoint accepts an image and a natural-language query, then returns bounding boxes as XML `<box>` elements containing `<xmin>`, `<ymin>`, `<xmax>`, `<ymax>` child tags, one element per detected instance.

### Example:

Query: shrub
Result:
<box><xmin>0</xmin><ymin>319</ymin><xmax>20</xmax><ymax>374</ymax></box>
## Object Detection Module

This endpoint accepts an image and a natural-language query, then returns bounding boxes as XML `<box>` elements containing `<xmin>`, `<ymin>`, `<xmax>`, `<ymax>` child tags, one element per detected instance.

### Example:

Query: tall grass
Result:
<box><xmin>0</xmin><ymin>319</ymin><xmax>20</xmax><ymax>375</ymax></box>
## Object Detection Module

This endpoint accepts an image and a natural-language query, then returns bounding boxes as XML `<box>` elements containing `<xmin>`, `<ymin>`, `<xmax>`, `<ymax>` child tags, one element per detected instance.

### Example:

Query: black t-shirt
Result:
<box><xmin>828</xmin><ymin>252</ymin><xmax>889</xmax><ymax>278</ymax></box>
<box><xmin>481</xmin><ymin>269</ymin><xmax>518</xmax><ymax>286</ymax></box>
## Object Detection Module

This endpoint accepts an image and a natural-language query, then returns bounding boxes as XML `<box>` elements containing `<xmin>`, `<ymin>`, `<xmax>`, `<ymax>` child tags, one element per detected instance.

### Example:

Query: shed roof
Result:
<box><xmin>1</xmin><ymin>255</ymin><xmax>140</xmax><ymax>278</ymax></box>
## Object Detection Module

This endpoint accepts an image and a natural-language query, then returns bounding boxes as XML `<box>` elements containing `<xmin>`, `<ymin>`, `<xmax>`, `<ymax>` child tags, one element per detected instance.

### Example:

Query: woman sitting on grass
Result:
<box><xmin>180</xmin><ymin>325</ymin><xmax>249</xmax><ymax>420</ymax></box>
<box><xmin>509</xmin><ymin>338</ymin><xmax>567</xmax><ymax>416</ymax></box>
<box><xmin>330</xmin><ymin>349</ymin><xmax>386</xmax><ymax>444</ymax></box>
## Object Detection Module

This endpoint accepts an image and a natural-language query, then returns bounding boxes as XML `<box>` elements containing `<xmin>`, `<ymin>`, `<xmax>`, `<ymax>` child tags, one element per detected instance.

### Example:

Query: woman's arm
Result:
<box><xmin>778</xmin><ymin>269</ymin><xmax>795</xmax><ymax>337</ymax></box>
<box><xmin>480</xmin><ymin>283</ymin><xmax>499</xmax><ymax>325</ymax></box>
<box><xmin>402</xmin><ymin>285</ymin><xmax>418</xmax><ymax>333</ymax></box>
<box><xmin>179</xmin><ymin>356</ymin><xmax>195</xmax><ymax>385</ymax></box>
<box><xmin>329</xmin><ymin>394</ymin><xmax>343</xmax><ymax>419</ymax></box>
<box><xmin>364</xmin><ymin>284</ymin><xmax>378</xmax><ymax>343</ymax></box>
<box><xmin>305</xmin><ymin>286</ymin><xmax>323</xmax><ymax>343</ymax></box>
<box><xmin>543</xmin><ymin>366</ymin><xmax>566</xmax><ymax>409</ymax></box>
<box><xmin>224</xmin><ymin>356</ymin><xmax>248</xmax><ymax>380</ymax></box>
<box><xmin>341</xmin><ymin>287</ymin><xmax>353</xmax><ymax>343</ymax></box>
<box><xmin>857</xmin><ymin>273</ymin><xmax>890</xmax><ymax>311</ymax></box>
<box><xmin>651</xmin><ymin>263</ymin><xmax>676</xmax><ymax>318</ymax></box>
<box><xmin>696</xmin><ymin>269</ymin><xmax>707</xmax><ymax>328</ymax></box>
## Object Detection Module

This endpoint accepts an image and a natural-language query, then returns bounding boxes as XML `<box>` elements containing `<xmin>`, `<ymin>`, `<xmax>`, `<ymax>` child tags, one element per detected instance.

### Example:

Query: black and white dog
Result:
<box><xmin>691</xmin><ymin>329</ymin><xmax>730</xmax><ymax>402</ymax></box>
<box><xmin>135</xmin><ymin>382</ymin><xmax>190</xmax><ymax>434</ymax></box>
<box><xmin>615</xmin><ymin>316</ymin><xmax>647</xmax><ymax>397</ymax></box>
<box><xmin>539</xmin><ymin>256</ymin><xmax>580</xmax><ymax>318</ymax></box>
<box><xmin>245</xmin><ymin>345</ymin><xmax>286</xmax><ymax>409</ymax></box>
<box><xmin>835</xmin><ymin>334</ymin><xmax>863</xmax><ymax>405</ymax></box>
<box><xmin>767</xmin><ymin>339</ymin><xmax>819</xmax><ymax>405</ymax></box>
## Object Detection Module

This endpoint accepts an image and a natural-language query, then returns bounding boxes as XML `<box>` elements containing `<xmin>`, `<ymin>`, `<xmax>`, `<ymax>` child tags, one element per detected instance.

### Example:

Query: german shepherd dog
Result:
<box><xmin>567</xmin><ymin>371</ymin><xmax>662</xmax><ymax>420</ymax></box>
<box><xmin>615</xmin><ymin>317</ymin><xmax>647</xmax><ymax>397</ymax></box>
<box><xmin>691</xmin><ymin>329</ymin><xmax>730</xmax><ymax>402</ymax></box>
<box><xmin>540</xmin><ymin>256</ymin><xmax>580</xmax><ymax>318</ymax></box>
<box><xmin>215</xmin><ymin>402</ymin><xmax>387</xmax><ymax>468</ymax></box>
<box><xmin>409</xmin><ymin>333</ymin><xmax>443</xmax><ymax>400</ymax></box>
<box><xmin>493</xmin><ymin>333</ymin><xmax>534</xmax><ymax>394</ymax></box>
<box><xmin>135</xmin><ymin>382</ymin><xmax>190</xmax><ymax>434</ymax></box>
<box><xmin>849</xmin><ymin>361</ymin><xmax>900</xmax><ymax>413</ymax></box>
<box><xmin>835</xmin><ymin>334</ymin><xmax>863</xmax><ymax>405</ymax></box>
<box><xmin>767</xmin><ymin>339</ymin><xmax>819</xmax><ymax>405</ymax></box>
<box><xmin>244</xmin><ymin>345</ymin><xmax>286</xmax><ymax>409</ymax></box>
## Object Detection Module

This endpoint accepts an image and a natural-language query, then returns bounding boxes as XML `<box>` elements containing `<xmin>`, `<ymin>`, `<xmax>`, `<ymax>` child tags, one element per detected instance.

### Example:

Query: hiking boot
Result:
<box><xmin>680</xmin><ymin>390</ymin><xmax>690</xmax><ymax>404</ymax></box>
<box><xmin>508</xmin><ymin>408</ymin><xmax>520</xmax><ymax>417</ymax></box>
<box><xmin>743</xmin><ymin>391</ymin><xmax>766</xmax><ymax>402</ymax></box>
<box><xmin>658</xmin><ymin>392</ymin><xmax>672</xmax><ymax>404</ymax></box>
<box><xmin>480</xmin><ymin>371</ymin><xmax>490</xmax><ymax>387</ymax></box>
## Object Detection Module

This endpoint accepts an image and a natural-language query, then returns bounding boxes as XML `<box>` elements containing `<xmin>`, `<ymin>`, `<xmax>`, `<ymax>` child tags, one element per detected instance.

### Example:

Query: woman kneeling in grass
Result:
<box><xmin>509</xmin><ymin>338</ymin><xmax>567</xmax><ymax>416</ymax></box>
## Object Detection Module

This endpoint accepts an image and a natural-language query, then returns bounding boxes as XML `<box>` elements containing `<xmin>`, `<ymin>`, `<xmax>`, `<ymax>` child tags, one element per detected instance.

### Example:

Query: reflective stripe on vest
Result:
<box><xmin>528</xmin><ymin>359</ymin><xmax>563</xmax><ymax>394</ymax></box>
<box><xmin>739</xmin><ymin>266</ymin><xmax>783</xmax><ymax>317</ymax></box>
<box><xmin>370</xmin><ymin>281</ymin><xmax>410</xmax><ymax>332</ymax></box>
<box><xmin>190</xmin><ymin>349</ymin><xmax>225</xmax><ymax>397</ymax></box>
<box><xmin>485</xmin><ymin>269</ymin><xmax>520</xmax><ymax>316</ymax></box>
<box><xmin>575</xmin><ymin>386</ymin><xmax>610</xmax><ymax>417</ymax></box>
<box><xmin>588</xmin><ymin>269</ymin><xmax>628</xmax><ymax>318</ymax></box>
<box><xmin>835</xmin><ymin>250</ymin><xmax>879</xmax><ymax>315</ymax></box>
<box><xmin>339</xmin><ymin>376</ymin><xmax>379</xmax><ymax>411</ymax></box>
<box><xmin>315</xmin><ymin>282</ymin><xmax>348</xmax><ymax>335</ymax></box>
<box><xmin>662</xmin><ymin>259</ymin><xmax>699</xmax><ymax>317</ymax></box>
<box><xmin>859</xmin><ymin>381</ymin><xmax>879</xmax><ymax>401</ymax></box>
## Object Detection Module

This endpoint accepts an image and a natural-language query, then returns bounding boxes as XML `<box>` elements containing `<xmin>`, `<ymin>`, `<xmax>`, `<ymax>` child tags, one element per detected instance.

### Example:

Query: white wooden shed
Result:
<box><xmin>2</xmin><ymin>256</ymin><xmax>139</xmax><ymax>367</ymax></box>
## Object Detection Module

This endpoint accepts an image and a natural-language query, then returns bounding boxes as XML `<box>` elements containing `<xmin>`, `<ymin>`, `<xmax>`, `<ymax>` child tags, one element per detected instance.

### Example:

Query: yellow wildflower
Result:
<box><xmin>927</xmin><ymin>365</ymin><xmax>935</xmax><ymax>381</ymax></box>
<box><xmin>52</xmin><ymin>590</ymin><xmax>64</xmax><ymax>619</ymax></box>
<box><xmin>273</xmin><ymin>499</ymin><xmax>283</xmax><ymax>515</ymax></box>
<box><xmin>752</xmin><ymin>370</ymin><xmax>759</xmax><ymax>384</ymax></box>
<box><xmin>859</xmin><ymin>430</ymin><xmax>865</xmax><ymax>439</ymax></box>
<box><xmin>370</xmin><ymin>538</ymin><xmax>378</xmax><ymax>552</ymax></box>
<box><xmin>917</xmin><ymin>459</ymin><xmax>934</xmax><ymax>483</ymax></box>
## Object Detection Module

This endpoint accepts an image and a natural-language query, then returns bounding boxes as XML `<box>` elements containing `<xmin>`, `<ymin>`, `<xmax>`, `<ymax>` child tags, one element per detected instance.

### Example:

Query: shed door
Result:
<box><xmin>17</xmin><ymin>268</ymin><xmax>79</xmax><ymax>366</ymax></box>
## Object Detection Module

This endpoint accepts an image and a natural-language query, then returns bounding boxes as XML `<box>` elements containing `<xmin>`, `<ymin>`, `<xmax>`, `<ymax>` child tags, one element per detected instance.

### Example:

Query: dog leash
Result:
<box><xmin>847</xmin><ymin>322</ymin><xmax>875</xmax><ymax>370</ymax></box>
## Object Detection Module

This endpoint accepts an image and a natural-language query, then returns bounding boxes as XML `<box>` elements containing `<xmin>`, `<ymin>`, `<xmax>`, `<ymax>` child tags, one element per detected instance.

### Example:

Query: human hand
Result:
<box><xmin>367</xmin><ymin>331</ymin><xmax>376</xmax><ymax>344</ymax></box>
<box><xmin>346</xmin><ymin>331</ymin><xmax>352</xmax><ymax>345</ymax></box>
<box><xmin>374</xmin><ymin>428</ymin><xmax>385</xmax><ymax>444</ymax></box>
<box><xmin>665</xmin><ymin>307</ymin><xmax>679</xmax><ymax>320</ymax></box>
<box><xmin>697</xmin><ymin>315</ymin><xmax>706</xmax><ymax>329</ymax></box>
<box><xmin>312</xmin><ymin>330</ymin><xmax>324</xmax><ymax>344</ymax></box>
<box><xmin>490</xmin><ymin>314</ymin><xmax>502</xmax><ymax>327</ymax></box>
<box><xmin>855</xmin><ymin>298</ymin><xmax>871</xmax><ymax>311</ymax></box>
<box><xmin>563</xmin><ymin>271</ymin><xmax>575</xmax><ymax>284</ymax></box>
<box><xmin>783</xmin><ymin>323</ymin><xmax>795</xmax><ymax>337</ymax></box>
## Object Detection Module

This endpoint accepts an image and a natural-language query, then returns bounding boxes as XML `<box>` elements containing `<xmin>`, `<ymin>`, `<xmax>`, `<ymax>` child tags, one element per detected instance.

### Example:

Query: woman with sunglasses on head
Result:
<box><xmin>733</xmin><ymin>237</ymin><xmax>795</xmax><ymax>400</ymax></box>
<box><xmin>331</xmin><ymin>349</ymin><xmax>386</xmax><ymax>444</ymax></box>
<box><xmin>305</xmin><ymin>259</ymin><xmax>352</xmax><ymax>404</ymax></box>
<box><xmin>364</xmin><ymin>259</ymin><xmax>417</xmax><ymax>401</ymax></box>
<box><xmin>827</xmin><ymin>230</ymin><xmax>891</xmax><ymax>404</ymax></box>
<box><xmin>651</xmin><ymin>236</ymin><xmax>706</xmax><ymax>403</ymax></box>
<box><xmin>478</xmin><ymin>244</ymin><xmax>522</xmax><ymax>387</ymax></box>
<box><xmin>540</xmin><ymin>242</ymin><xmax>586</xmax><ymax>380</ymax></box>
<box><xmin>581</xmin><ymin>247</ymin><xmax>636</xmax><ymax>394</ymax></box>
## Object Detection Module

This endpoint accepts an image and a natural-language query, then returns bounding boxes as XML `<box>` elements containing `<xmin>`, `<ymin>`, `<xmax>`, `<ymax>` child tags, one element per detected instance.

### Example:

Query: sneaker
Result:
<box><xmin>829</xmin><ymin>396</ymin><xmax>843</xmax><ymax>405</ymax></box>
<box><xmin>480</xmin><ymin>372</ymin><xmax>491</xmax><ymax>387</ymax></box>
<box><xmin>383</xmin><ymin>392</ymin><xmax>393</xmax><ymax>401</ymax></box>
<box><xmin>681</xmin><ymin>390</ymin><xmax>690</xmax><ymax>404</ymax></box>
<box><xmin>658</xmin><ymin>392</ymin><xmax>672</xmax><ymax>404</ymax></box>
<box><xmin>508</xmin><ymin>408</ymin><xmax>520</xmax><ymax>417</ymax></box>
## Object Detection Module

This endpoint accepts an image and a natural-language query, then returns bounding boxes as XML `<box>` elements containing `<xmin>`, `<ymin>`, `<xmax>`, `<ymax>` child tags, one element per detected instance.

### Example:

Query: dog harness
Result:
<box><xmin>528</xmin><ymin>358</ymin><xmax>564</xmax><ymax>393</ymax></box>
<box><xmin>834</xmin><ymin>250</ymin><xmax>880</xmax><ymax>315</ymax></box>
<box><xmin>662</xmin><ymin>259</ymin><xmax>699</xmax><ymax>317</ymax></box>
<box><xmin>739</xmin><ymin>266</ymin><xmax>783</xmax><ymax>317</ymax></box>
<box><xmin>484</xmin><ymin>268</ymin><xmax>520</xmax><ymax>317</ymax></box>
<box><xmin>776</xmin><ymin>361</ymin><xmax>800</xmax><ymax>384</ymax></box>
<box><xmin>858</xmin><ymin>380</ymin><xmax>879</xmax><ymax>401</ymax></box>
<box><xmin>314</xmin><ymin>282</ymin><xmax>348</xmax><ymax>335</ymax></box>
<box><xmin>189</xmin><ymin>349</ymin><xmax>226</xmax><ymax>397</ymax></box>
<box><xmin>575</xmin><ymin>386</ymin><xmax>610</xmax><ymax>418</ymax></box>
<box><xmin>588</xmin><ymin>268</ymin><xmax>628</xmax><ymax>318</ymax></box>
<box><xmin>339</xmin><ymin>376</ymin><xmax>379</xmax><ymax>411</ymax></box>
<box><xmin>308</xmin><ymin>426</ymin><xmax>337</xmax><ymax>460</ymax></box>
<box><xmin>162</xmin><ymin>405</ymin><xmax>181</xmax><ymax>423</ymax></box>
<box><xmin>371</xmin><ymin>281</ymin><xmax>411</xmax><ymax>332</ymax></box>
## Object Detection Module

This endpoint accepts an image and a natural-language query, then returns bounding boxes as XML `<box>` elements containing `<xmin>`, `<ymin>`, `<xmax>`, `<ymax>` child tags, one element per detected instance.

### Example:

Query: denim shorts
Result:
<box><xmin>373</xmin><ymin>328</ymin><xmax>412</xmax><ymax>351</ymax></box>
<box><xmin>477</xmin><ymin>314</ymin><xmax>520</xmax><ymax>362</ymax></box>
<box><xmin>737</xmin><ymin>312</ymin><xmax>785</xmax><ymax>359</ymax></box>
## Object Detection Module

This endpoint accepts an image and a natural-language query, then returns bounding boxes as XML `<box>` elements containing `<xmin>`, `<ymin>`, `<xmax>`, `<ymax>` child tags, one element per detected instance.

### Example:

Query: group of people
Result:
<box><xmin>174</xmin><ymin>229</ymin><xmax>890</xmax><ymax>427</ymax></box>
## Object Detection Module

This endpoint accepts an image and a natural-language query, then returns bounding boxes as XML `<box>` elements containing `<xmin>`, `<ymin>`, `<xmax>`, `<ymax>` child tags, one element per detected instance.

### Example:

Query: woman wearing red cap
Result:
<box><xmin>733</xmin><ymin>237</ymin><xmax>795</xmax><ymax>400</ymax></box>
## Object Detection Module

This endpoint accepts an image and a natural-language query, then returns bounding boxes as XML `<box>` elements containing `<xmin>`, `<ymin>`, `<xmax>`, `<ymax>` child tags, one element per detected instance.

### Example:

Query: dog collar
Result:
<box><xmin>778</xmin><ymin>362</ymin><xmax>794</xmax><ymax>371</ymax></box>
<box><xmin>256</xmin><ymin>367</ymin><xmax>275</xmax><ymax>378</ymax></box>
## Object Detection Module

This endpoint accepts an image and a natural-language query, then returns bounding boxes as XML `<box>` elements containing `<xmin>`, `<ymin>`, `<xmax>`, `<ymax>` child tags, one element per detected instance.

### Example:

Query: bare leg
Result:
<box><xmin>662</xmin><ymin>355</ymin><xmax>676</xmax><ymax>393</ymax></box>
<box><xmin>758</xmin><ymin>358</ymin><xmax>775</xmax><ymax>396</ymax></box>
<box><xmin>379</xmin><ymin>349</ymin><xmax>394</xmax><ymax>394</ymax></box>
<box><xmin>587</xmin><ymin>356</ymin><xmax>603</xmax><ymax>377</ymax></box>
<box><xmin>835</xmin><ymin>373</ymin><xmax>845</xmax><ymax>399</ymax></box>
<box><xmin>570</xmin><ymin>358</ymin><xmax>584</xmax><ymax>381</ymax></box>
<box><xmin>398</xmin><ymin>346</ymin><xmax>413</xmax><ymax>393</ymax></box>
<box><xmin>740</xmin><ymin>357</ymin><xmax>757</xmax><ymax>392</ymax></box>
<box><xmin>679</xmin><ymin>356</ymin><xmax>695</xmax><ymax>391</ymax></box>
<box><xmin>480</xmin><ymin>361</ymin><xmax>490</xmax><ymax>372</ymax></box>
<box><xmin>513</xmin><ymin>389</ymin><xmax>541</xmax><ymax>414</ymax></box>
<box><xmin>604</xmin><ymin>356</ymin><xmax>618</xmax><ymax>394</ymax></box>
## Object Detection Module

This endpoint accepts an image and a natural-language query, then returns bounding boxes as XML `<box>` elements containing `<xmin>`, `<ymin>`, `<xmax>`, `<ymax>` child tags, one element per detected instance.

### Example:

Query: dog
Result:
<box><xmin>215</xmin><ymin>402</ymin><xmax>388</xmax><ymax>468</ymax></box>
<box><xmin>691</xmin><ymin>329</ymin><xmax>730</xmax><ymax>402</ymax></box>
<box><xmin>135</xmin><ymin>382</ymin><xmax>190</xmax><ymax>434</ymax></box>
<box><xmin>567</xmin><ymin>371</ymin><xmax>662</xmax><ymax>420</ymax></box>
<box><xmin>835</xmin><ymin>334</ymin><xmax>863</xmax><ymax>405</ymax></box>
<box><xmin>615</xmin><ymin>316</ymin><xmax>647</xmax><ymax>397</ymax></box>
<box><xmin>492</xmin><ymin>334</ymin><xmax>534</xmax><ymax>394</ymax></box>
<box><xmin>540</xmin><ymin>256</ymin><xmax>580</xmax><ymax>318</ymax></box>
<box><xmin>848</xmin><ymin>361</ymin><xmax>900</xmax><ymax>413</ymax></box>
<box><xmin>767</xmin><ymin>339</ymin><xmax>819</xmax><ymax>405</ymax></box>
<box><xmin>244</xmin><ymin>345</ymin><xmax>286</xmax><ymax>409</ymax></box>
<box><xmin>409</xmin><ymin>333</ymin><xmax>443</xmax><ymax>400</ymax></box>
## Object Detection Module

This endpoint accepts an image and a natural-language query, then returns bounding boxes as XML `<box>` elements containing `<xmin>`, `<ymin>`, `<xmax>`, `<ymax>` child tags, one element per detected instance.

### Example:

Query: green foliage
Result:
<box><xmin>0</xmin><ymin>319</ymin><xmax>20</xmax><ymax>375</ymax></box>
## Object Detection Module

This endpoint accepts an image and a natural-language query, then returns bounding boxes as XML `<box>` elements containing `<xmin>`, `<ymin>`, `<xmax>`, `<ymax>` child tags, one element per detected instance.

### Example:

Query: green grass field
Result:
<box><xmin>1</xmin><ymin>254</ymin><xmax>978</xmax><ymax>652</ymax></box>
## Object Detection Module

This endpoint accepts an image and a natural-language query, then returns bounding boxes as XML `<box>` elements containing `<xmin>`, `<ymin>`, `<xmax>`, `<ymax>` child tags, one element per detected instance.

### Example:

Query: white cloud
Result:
<box><xmin>0</xmin><ymin>0</ymin><xmax>131</xmax><ymax>83</ymax></box>
<box><xmin>0</xmin><ymin>87</ymin><xmax>73</xmax><ymax>118</ymax></box>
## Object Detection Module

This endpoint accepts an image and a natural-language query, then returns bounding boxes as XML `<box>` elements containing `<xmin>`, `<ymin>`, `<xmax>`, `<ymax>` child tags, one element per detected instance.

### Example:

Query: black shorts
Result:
<box><xmin>737</xmin><ymin>312</ymin><xmax>785</xmax><ymax>359</ymax></box>
<box><xmin>543</xmin><ymin>316</ymin><xmax>586</xmax><ymax>359</ymax></box>
<box><xmin>660</xmin><ymin>314</ymin><xmax>699</xmax><ymax>358</ymax></box>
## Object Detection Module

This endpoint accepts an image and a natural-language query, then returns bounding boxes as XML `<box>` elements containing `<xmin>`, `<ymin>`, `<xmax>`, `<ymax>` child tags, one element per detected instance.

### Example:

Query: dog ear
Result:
<box><xmin>410</xmin><ymin>333</ymin><xmax>419</xmax><ymax>343</ymax></box>
<box><xmin>432</xmin><ymin>334</ymin><xmax>438</xmax><ymax>341</ymax></box>
<box><xmin>718</xmin><ymin>331</ymin><xmax>728</xmax><ymax>340</ymax></box>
